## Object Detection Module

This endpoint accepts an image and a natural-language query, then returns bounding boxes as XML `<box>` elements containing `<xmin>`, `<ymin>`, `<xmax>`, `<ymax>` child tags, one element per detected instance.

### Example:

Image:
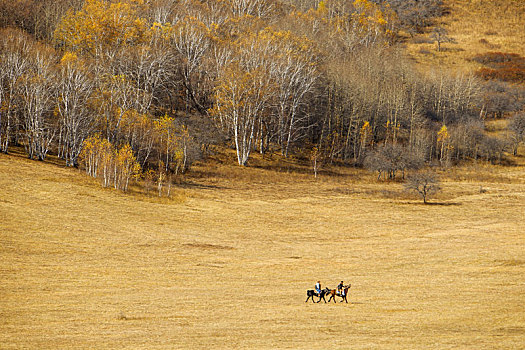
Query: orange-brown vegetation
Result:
<box><xmin>473</xmin><ymin>52</ymin><xmax>525</xmax><ymax>84</ymax></box>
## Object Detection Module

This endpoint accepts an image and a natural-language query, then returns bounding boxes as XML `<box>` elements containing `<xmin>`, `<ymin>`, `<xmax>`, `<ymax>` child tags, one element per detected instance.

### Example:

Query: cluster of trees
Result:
<box><xmin>371</xmin><ymin>0</ymin><xmax>444</xmax><ymax>36</ymax></box>
<box><xmin>80</xmin><ymin>134</ymin><xmax>141</xmax><ymax>191</ymax></box>
<box><xmin>0</xmin><ymin>0</ymin><xmax>84</xmax><ymax>41</ymax></box>
<box><xmin>0</xmin><ymin>0</ymin><xmax>524</xmax><ymax>192</ymax></box>
<box><xmin>0</xmin><ymin>0</ymin><xmax>198</xmax><ymax>192</ymax></box>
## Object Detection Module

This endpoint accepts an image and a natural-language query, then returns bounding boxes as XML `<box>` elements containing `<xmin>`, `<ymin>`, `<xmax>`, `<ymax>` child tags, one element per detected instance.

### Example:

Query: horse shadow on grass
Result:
<box><xmin>423</xmin><ymin>201</ymin><xmax>461</xmax><ymax>206</ymax></box>
<box><xmin>399</xmin><ymin>201</ymin><xmax>462</xmax><ymax>206</ymax></box>
<box><xmin>179</xmin><ymin>182</ymin><xmax>229</xmax><ymax>191</ymax></box>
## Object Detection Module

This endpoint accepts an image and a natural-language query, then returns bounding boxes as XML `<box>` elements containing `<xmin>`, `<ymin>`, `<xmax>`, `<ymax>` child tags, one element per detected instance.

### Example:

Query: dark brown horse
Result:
<box><xmin>326</xmin><ymin>284</ymin><xmax>351</xmax><ymax>303</ymax></box>
<box><xmin>305</xmin><ymin>287</ymin><xmax>330</xmax><ymax>303</ymax></box>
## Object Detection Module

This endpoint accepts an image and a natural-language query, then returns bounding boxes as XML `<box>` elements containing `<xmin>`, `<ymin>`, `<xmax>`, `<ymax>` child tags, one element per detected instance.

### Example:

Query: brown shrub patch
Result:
<box><xmin>473</xmin><ymin>52</ymin><xmax>525</xmax><ymax>83</ymax></box>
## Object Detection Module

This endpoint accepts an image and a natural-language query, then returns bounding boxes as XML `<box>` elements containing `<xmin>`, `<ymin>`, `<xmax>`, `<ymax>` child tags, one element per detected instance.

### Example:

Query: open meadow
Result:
<box><xmin>405</xmin><ymin>0</ymin><xmax>525</xmax><ymax>72</ymax></box>
<box><xmin>1</xmin><ymin>150</ymin><xmax>524</xmax><ymax>349</ymax></box>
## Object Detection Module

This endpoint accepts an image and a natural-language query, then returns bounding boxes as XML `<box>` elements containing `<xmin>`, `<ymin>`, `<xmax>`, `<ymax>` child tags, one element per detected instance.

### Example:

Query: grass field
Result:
<box><xmin>1</xmin><ymin>0</ymin><xmax>525</xmax><ymax>348</ymax></box>
<box><xmin>405</xmin><ymin>0</ymin><xmax>525</xmax><ymax>72</ymax></box>
<box><xmin>1</xmin><ymin>149</ymin><xmax>524</xmax><ymax>349</ymax></box>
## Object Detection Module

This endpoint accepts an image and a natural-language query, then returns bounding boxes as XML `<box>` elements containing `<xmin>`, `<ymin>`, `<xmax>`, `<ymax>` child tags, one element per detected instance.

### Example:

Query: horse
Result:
<box><xmin>305</xmin><ymin>287</ymin><xmax>330</xmax><ymax>303</ymax></box>
<box><xmin>326</xmin><ymin>284</ymin><xmax>351</xmax><ymax>303</ymax></box>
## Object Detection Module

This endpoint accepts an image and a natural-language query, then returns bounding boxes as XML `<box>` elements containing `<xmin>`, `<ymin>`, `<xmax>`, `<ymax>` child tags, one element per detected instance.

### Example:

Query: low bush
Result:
<box><xmin>473</xmin><ymin>52</ymin><xmax>525</xmax><ymax>84</ymax></box>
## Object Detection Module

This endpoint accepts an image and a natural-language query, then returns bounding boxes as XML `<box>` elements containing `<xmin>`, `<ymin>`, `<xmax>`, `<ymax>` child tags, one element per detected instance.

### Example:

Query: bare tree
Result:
<box><xmin>404</xmin><ymin>171</ymin><xmax>441</xmax><ymax>204</ymax></box>
<box><xmin>170</xmin><ymin>16</ymin><xmax>212</xmax><ymax>114</ymax></box>
<box><xmin>430</xmin><ymin>26</ymin><xmax>454</xmax><ymax>52</ymax></box>
<box><xmin>0</xmin><ymin>29</ymin><xmax>31</xmax><ymax>153</ymax></box>
<box><xmin>377</xmin><ymin>0</ymin><xmax>444</xmax><ymax>36</ymax></box>
<box><xmin>508</xmin><ymin>112</ymin><xmax>525</xmax><ymax>156</ymax></box>
<box><xmin>480</xmin><ymin>81</ymin><xmax>524</xmax><ymax>119</ymax></box>
<box><xmin>229</xmin><ymin>0</ymin><xmax>275</xmax><ymax>19</ymax></box>
<box><xmin>266</xmin><ymin>30</ymin><xmax>319</xmax><ymax>157</ymax></box>
<box><xmin>93</xmin><ymin>73</ymin><xmax>136</xmax><ymax>144</ymax></box>
<box><xmin>210</xmin><ymin>63</ymin><xmax>272</xmax><ymax>166</ymax></box>
<box><xmin>479</xmin><ymin>136</ymin><xmax>507</xmax><ymax>164</ymax></box>
<box><xmin>149</xmin><ymin>0</ymin><xmax>176</xmax><ymax>24</ymax></box>
<box><xmin>55</xmin><ymin>58</ymin><xmax>95</xmax><ymax>167</ymax></box>
<box><xmin>364</xmin><ymin>143</ymin><xmax>423</xmax><ymax>180</ymax></box>
<box><xmin>17</xmin><ymin>49</ymin><xmax>57</xmax><ymax>161</ymax></box>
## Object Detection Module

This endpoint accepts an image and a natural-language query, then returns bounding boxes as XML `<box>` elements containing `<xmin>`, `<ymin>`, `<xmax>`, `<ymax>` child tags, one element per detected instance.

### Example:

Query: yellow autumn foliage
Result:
<box><xmin>54</xmin><ymin>0</ymin><xmax>150</xmax><ymax>56</ymax></box>
<box><xmin>437</xmin><ymin>125</ymin><xmax>450</xmax><ymax>143</ymax></box>
<box><xmin>80</xmin><ymin>134</ymin><xmax>140</xmax><ymax>191</ymax></box>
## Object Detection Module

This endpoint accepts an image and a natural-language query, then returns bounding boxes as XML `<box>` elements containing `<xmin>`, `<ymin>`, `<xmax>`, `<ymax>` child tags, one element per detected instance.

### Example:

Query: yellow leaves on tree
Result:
<box><xmin>150</xmin><ymin>21</ymin><xmax>173</xmax><ymax>41</ymax></box>
<box><xmin>359</xmin><ymin>120</ymin><xmax>372</xmax><ymax>158</ymax></box>
<box><xmin>258</xmin><ymin>27</ymin><xmax>319</xmax><ymax>65</ymax></box>
<box><xmin>360</xmin><ymin>121</ymin><xmax>372</xmax><ymax>143</ymax></box>
<box><xmin>119</xmin><ymin>109</ymin><xmax>153</xmax><ymax>148</ymax></box>
<box><xmin>115</xmin><ymin>143</ymin><xmax>141</xmax><ymax>191</ymax></box>
<box><xmin>210</xmin><ymin>62</ymin><xmax>271</xmax><ymax>165</ymax></box>
<box><xmin>154</xmin><ymin>114</ymin><xmax>190</xmax><ymax>175</ymax></box>
<box><xmin>317</xmin><ymin>1</ymin><xmax>328</xmax><ymax>15</ymax></box>
<box><xmin>79</xmin><ymin>133</ymin><xmax>113</xmax><ymax>180</ymax></box>
<box><xmin>54</xmin><ymin>0</ymin><xmax>149</xmax><ymax>56</ymax></box>
<box><xmin>351</xmin><ymin>0</ymin><xmax>392</xmax><ymax>39</ymax></box>
<box><xmin>437</xmin><ymin>124</ymin><xmax>450</xmax><ymax>143</ymax></box>
<box><xmin>289</xmin><ymin>0</ymin><xmax>394</xmax><ymax>46</ymax></box>
<box><xmin>437</xmin><ymin>125</ymin><xmax>452</xmax><ymax>163</ymax></box>
<box><xmin>59</xmin><ymin>51</ymin><xmax>78</xmax><ymax>66</ymax></box>
<box><xmin>211</xmin><ymin>64</ymin><xmax>270</xmax><ymax>124</ymax></box>
<box><xmin>80</xmin><ymin>134</ymin><xmax>140</xmax><ymax>191</ymax></box>
<box><xmin>385</xmin><ymin>119</ymin><xmax>400</xmax><ymax>144</ymax></box>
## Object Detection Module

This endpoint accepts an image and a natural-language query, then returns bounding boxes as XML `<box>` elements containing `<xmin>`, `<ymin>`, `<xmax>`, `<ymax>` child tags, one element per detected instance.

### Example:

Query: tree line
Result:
<box><xmin>0</xmin><ymin>0</ymin><xmax>524</xmax><ymax>191</ymax></box>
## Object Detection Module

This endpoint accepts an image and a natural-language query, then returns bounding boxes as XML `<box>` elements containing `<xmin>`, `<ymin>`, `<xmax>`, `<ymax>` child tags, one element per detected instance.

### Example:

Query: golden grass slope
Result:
<box><xmin>1</xmin><ymin>151</ymin><xmax>524</xmax><ymax>349</ymax></box>
<box><xmin>405</xmin><ymin>0</ymin><xmax>525</xmax><ymax>72</ymax></box>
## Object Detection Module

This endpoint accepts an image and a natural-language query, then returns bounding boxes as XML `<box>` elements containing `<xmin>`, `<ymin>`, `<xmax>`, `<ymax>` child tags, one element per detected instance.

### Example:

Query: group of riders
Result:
<box><xmin>316</xmin><ymin>280</ymin><xmax>347</xmax><ymax>297</ymax></box>
<box><xmin>306</xmin><ymin>280</ymin><xmax>350</xmax><ymax>303</ymax></box>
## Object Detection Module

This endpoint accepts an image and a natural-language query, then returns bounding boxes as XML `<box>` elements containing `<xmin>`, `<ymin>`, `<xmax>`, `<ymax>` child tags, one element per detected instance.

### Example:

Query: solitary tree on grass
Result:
<box><xmin>430</xmin><ymin>26</ymin><xmax>454</xmax><ymax>52</ymax></box>
<box><xmin>509</xmin><ymin>112</ymin><xmax>525</xmax><ymax>156</ymax></box>
<box><xmin>404</xmin><ymin>171</ymin><xmax>441</xmax><ymax>204</ymax></box>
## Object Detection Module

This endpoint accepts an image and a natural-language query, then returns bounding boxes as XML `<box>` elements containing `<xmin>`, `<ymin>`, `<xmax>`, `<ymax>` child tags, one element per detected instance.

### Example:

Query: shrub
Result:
<box><xmin>477</xmin><ymin>67</ymin><xmax>525</xmax><ymax>83</ymax></box>
<box><xmin>364</xmin><ymin>144</ymin><xmax>424</xmax><ymax>180</ymax></box>
<box><xmin>473</xmin><ymin>52</ymin><xmax>525</xmax><ymax>84</ymax></box>
<box><xmin>472</xmin><ymin>52</ymin><xmax>521</xmax><ymax>65</ymax></box>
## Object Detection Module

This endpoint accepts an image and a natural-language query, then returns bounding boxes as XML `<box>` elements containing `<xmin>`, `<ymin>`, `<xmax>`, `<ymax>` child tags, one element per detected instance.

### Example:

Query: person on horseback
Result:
<box><xmin>315</xmin><ymin>281</ymin><xmax>322</xmax><ymax>296</ymax></box>
<box><xmin>337</xmin><ymin>281</ymin><xmax>344</xmax><ymax>296</ymax></box>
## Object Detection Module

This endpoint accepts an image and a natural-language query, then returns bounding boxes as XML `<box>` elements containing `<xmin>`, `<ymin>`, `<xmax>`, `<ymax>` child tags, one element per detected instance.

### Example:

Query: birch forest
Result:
<box><xmin>0</xmin><ymin>0</ymin><xmax>524</xmax><ymax>190</ymax></box>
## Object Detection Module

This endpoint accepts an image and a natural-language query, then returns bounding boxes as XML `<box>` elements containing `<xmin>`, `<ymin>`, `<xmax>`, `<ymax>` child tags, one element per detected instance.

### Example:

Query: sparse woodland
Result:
<box><xmin>2</xmin><ymin>2</ymin><xmax>525</xmax><ymax>348</ymax></box>
<box><xmin>0</xmin><ymin>0</ymin><xmax>524</xmax><ymax>191</ymax></box>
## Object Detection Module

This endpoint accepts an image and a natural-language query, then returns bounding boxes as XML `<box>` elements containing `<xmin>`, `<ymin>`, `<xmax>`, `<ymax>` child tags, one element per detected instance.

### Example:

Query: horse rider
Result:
<box><xmin>315</xmin><ymin>281</ymin><xmax>322</xmax><ymax>296</ymax></box>
<box><xmin>337</xmin><ymin>281</ymin><xmax>344</xmax><ymax>296</ymax></box>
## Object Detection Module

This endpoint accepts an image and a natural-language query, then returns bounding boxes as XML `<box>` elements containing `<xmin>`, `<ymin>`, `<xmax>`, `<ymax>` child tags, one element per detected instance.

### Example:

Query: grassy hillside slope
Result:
<box><xmin>1</xmin><ymin>152</ymin><xmax>524</xmax><ymax>348</ymax></box>
<box><xmin>405</xmin><ymin>0</ymin><xmax>525</xmax><ymax>71</ymax></box>
<box><xmin>2</xmin><ymin>0</ymin><xmax>525</xmax><ymax>348</ymax></box>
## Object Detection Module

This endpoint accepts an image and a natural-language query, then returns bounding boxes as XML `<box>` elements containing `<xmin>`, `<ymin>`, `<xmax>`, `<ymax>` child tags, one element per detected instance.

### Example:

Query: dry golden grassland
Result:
<box><xmin>405</xmin><ymin>0</ymin><xmax>525</xmax><ymax>72</ymax></box>
<box><xmin>1</xmin><ymin>149</ymin><xmax>524</xmax><ymax>349</ymax></box>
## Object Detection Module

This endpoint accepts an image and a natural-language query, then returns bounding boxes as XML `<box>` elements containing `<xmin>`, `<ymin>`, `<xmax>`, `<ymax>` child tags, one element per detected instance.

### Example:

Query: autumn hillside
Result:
<box><xmin>1</xmin><ymin>1</ymin><xmax>525</xmax><ymax>349</ymax></box>
<box><xmin>0</xmin><ymin>0</ymin><xmax>524</xmax><ymax>188</ymax></box>
<box><xmin>405</xmin><ymin>0</ymin><xmax>525</xmax><ymax>72</ymax></box>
